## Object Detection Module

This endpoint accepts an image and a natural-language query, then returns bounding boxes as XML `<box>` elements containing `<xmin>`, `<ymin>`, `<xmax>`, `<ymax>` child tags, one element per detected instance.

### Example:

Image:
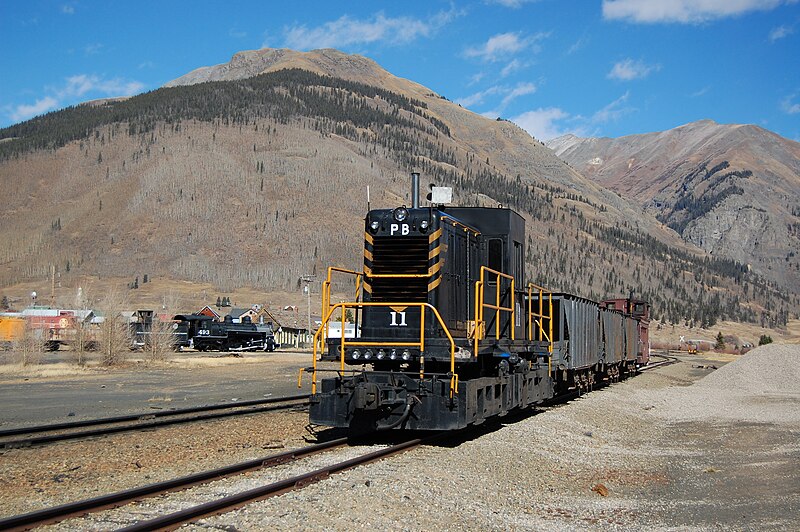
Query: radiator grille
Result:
<box><xmin>370</xmin><ymin>236</ymin><xmax>429</xmax><ymax>302</ymax></box>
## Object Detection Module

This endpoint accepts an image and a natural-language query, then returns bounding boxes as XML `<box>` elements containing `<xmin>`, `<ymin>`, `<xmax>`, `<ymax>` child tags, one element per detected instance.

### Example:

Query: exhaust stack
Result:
<box><xmin>411</xmin><ymin>172</ymin><xmax>420</xmax><ymax>209</ymax></box>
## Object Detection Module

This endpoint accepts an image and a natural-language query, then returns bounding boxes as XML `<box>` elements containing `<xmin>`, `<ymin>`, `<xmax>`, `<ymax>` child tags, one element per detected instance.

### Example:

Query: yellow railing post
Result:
<box><xmin>510</xmin><ymin>278</ymin><xmax>515</xmax><ymax>341</ymax></box>
<box><xmin>476</xmin><ymin>266</ymin><xmax>515</xmax><ymax>344</ymax></box>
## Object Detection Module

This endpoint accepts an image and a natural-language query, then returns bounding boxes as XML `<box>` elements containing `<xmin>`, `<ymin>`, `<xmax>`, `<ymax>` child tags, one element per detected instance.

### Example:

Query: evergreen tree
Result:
<box><xmin>714</xmin><ymin>331</ymin><xmax>725</xmax><ymax>350</ymax></box>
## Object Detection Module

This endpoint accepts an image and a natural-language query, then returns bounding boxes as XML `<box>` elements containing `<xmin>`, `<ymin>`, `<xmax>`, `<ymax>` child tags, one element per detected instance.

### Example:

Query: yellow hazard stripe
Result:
<box><xmin>428</xmin><ymin>245</ymin><xmax>440</xmax><ymax>260</ymax></box>
<box><xmin>364</xmin><ymin>249</ymin><xmax>373</xmax><ymax>262</ymax></box>
<box><xmin>428</xmin><ymin>277</ymin><xmax>442</xmax><ymax>291</ymax></box>
<box><xmin>429</xmin><ymin>228</ymin><xmax>442</xmax><ymax>243</ymax></box>
<box><xmin>428</xmin><ymin>261</ymin><xmax>442</xmax><ymax>275</ymax></box>
<box><xmin>364</xmin><ymin>232</ymin><xmax>374</xmax><ymax>245</ymax></box>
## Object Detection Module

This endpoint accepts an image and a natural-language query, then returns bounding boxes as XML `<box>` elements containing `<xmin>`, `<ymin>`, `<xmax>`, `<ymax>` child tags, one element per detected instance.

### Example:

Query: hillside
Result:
<box><xmin>0</xmin><ymin>49</ymin><xmax>796</xmax><ymax>328</ymax></box>
<box><xmin>547</xmin><ymin>120</ymin><xmax>800</xmax><ymax>292</ymax></box>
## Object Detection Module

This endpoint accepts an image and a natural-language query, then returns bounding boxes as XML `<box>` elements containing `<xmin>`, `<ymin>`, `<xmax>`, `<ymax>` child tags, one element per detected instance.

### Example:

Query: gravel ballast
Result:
<box><xmin>196</xmin><ymin>345</ymin><xmax>799</xmax><ymax>530</ymax></box>
<box><xmin>2</xmin><ymin>345</ymin><xmax>798</xmax><ymax>530</ymax></box>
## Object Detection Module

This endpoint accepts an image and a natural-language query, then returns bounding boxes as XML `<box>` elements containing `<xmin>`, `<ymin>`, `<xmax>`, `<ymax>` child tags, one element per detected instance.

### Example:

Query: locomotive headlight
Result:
<box><xmin>419</xmin><ymin>219</ymin><xmax>429</xmax><ymax>231</ymax></box>
<box><xmin>369</xmin><ymin>220</ymin><xmax>380</xmax><ymax>233</ymax></box>
<box><xmin>352</xmin><ymin>350</ymin><xmax>361</xmax><ymax>360</ymax></box>
<box><xmin>393</xmin><ymin>207</ymin><xmax>409</xmax><ymax>222</ymax></box>
<box><xmin>376</xmin><ymin>349</ymin><xmax>386</xmax><ymax>360</ymax></box>
<box><xmin>364</xmin><ymin>349</ymin><xmax>373</xmax><ymax>360</ymax></box>
<box><xmin>389</xmin><ymin>349</ymin><xmax>397</xmax><ymax>360</ymax></box>
<box><xmin>401</xmin><ymin>349</ymin><xmax>411</xmax><ymax>361</ymax></box>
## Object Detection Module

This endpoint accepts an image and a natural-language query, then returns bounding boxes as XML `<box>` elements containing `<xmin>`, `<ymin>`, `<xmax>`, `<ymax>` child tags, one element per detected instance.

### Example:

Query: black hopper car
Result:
<box><xmin>305</xmin><ymin>173</ymin><xmax>650</xmax><ymax>431</ymax></box>
<box><xmin>173</xmin><ymin>314</ymin><xmax>278</xmax><ymax>352</ymax></box>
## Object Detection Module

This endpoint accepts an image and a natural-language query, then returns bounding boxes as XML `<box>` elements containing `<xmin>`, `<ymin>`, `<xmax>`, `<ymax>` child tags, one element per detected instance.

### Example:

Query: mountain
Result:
<box><xmin>0</xmin><ymin>49</ymin><xmax>796</xmax><ymax>328</ymax></box>
<box><xmin>547</xmin><ymin>120</ymin><xmax>800</xmax><ymax>292</ymax></box>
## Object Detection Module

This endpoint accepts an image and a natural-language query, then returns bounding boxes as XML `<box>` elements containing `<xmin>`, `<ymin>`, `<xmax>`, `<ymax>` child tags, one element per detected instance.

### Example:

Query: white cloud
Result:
<box><xmin>455</xmin><ymin>86</ymin><xmax>503</xmax><ymax>107</ymax></box>
<box><xmin>465</xmin><ymin>31</ymin><xmax>547</xmax><ymax>62</ymax></box>
<box><xmin>567</xmin><ymin>36</ymin><xmax>588</xmax><ymax>55</ymax></box>
<box><xmin>607</xmin><ymin>58</ymin><xmax>660</xmax><ymax>81</ymax></box>
<box><xmin>468</xmin><ymin>72</ymin><xmax>486</xmax><ymax>86</ymax></box>
<box><xmin>511</xmin><ymin>92</ymin><xmax>636</xmax><ymax>141</ymax></box>
<box><xmin>782</xmin><ymin>93</ymin><xmax>800</xmax><ymax>114</ymax></box>
<box><xmin>500</xmin><ymin>59</ymin><xmax>525</xmax><ymax>77</ymax></box>
<box><xmin>60</xmin><ymin>75</ymin><xmax>144</xmax><ymax>98</ymax></box>
<box><xmin>769</xmin><ymin>25</ymin><xmax>794</xmax><ymax>42</ymax></box>
<box><xmin>61</xmin><ymin>4</ymin><xmax>75</xmax><ymax>15</ymax></box>
<box><xmin>7</xmin><ymin>75</ymin><xmax>145</xmax><ymax>124</ymax></box>
<box><xmin>602</xmin><ymin>0</ymin><xmax>790</xmax><ymax>24</ymax></box>
<box><xmin>501</xmin><ymin>82</ymin><xmax>537</xmax><ymax>106</ymax></box>
<box><xmin>456</xmin><ymin>82</ymin><xmax>536</xmax><ymax>113</ymax></box>
<box><xmin>486</xmin><ymin>0</ymin><xmax>542</xmax><ymax>7</ymax></box>
<box><xmin>10</xmin><ymin>97</ymin><xmax>59</xmax><ymax>122</ymax></box>
<box><xmin>592</xmin><ymin>91</ymin><xmax>634</xmax><ymax>123</ymax></box>
<box><xmin>84</xmin><ymin>43</ymin><xmax>104</xmax><ymax>55</ymax></box>
<box><xmin>280</xmin><ymin>9</ymin><xmax>459</xmax><ymax>50</ymax></box>
<box><xmin>690</xmin><ymin>86</ymin><xmax>711</xmax><ymax>97</ymax></box>
<box><xmin>511</xmin><ymin>107</ymin><xmax>571</xmax><ymax>140</ymax></box>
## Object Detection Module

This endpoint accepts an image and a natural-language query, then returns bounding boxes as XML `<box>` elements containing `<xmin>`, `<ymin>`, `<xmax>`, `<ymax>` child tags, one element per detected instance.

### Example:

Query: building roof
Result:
<box><xmin>197</xmin><ymin>305</ymin><xmax>221</xmax><ymax>319</ymax></box>
<box><xmin>226</xmin><ymin>308</ymin><xmax>250</xmax><ymax>319</ymax></box>
<box><xmin>260</xmin><ymin>307</ymin><xmax>321</xmax><ymax>331</ymax></box>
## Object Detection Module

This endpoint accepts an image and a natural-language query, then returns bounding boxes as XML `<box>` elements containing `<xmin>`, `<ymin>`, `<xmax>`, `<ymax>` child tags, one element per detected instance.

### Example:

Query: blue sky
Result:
<box><xmin>2</xmin><ymin>0</ymin><xmax>799</xmax><ymax>141</ymax></box>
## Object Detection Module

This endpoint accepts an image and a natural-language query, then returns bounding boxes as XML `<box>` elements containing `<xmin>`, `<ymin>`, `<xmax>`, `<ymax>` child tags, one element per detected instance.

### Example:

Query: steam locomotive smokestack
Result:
<box><xmin>411</xmin><ymin>172</ymin><xmax>420</xmax><ymax>209</ymax></box>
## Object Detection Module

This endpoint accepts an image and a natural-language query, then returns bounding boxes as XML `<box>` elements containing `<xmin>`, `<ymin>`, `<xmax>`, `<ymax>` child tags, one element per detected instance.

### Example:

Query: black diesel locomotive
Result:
<box><xmin>307</xmin><ymin>174</ymin><xmax>649</xmax><ymax>431</ymax></box>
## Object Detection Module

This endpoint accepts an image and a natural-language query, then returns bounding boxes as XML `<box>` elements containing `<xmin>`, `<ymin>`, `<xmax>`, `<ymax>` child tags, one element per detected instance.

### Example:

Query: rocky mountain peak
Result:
<box><xmin>547</xmin><ymin>119</ymin><xmax>800</xmax><ymax>291</ymax></box>
<box><xmin>165</xmin><ymin>47</ymin><xmax>395</xmax><ymax>89</ymax></box>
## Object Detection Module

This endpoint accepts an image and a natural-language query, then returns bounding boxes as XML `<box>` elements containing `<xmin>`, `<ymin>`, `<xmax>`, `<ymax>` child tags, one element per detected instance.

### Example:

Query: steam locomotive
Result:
<box><xmin>173</xmin><ymin>314</ymin><xmax>278</xmax><ymax>352</ymax></box>
<box><xmin>306</xmin><ymin>174</ymin><xmax>649</xmax><ymax>431</ymax></box>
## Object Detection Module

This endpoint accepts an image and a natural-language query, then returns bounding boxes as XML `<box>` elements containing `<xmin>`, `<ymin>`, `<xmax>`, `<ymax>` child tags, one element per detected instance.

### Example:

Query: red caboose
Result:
<box><xmin>21</xmin><ymin>308</ymin><xmax>79</xmax><ymax>350</ymax></box>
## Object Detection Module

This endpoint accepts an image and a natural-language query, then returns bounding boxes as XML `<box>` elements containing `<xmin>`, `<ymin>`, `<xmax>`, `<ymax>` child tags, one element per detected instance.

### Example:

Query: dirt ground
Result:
<box><xmin>0</xmin><ymin>349</ymin><xmax>317</xmax><ymax>427</ymax></box>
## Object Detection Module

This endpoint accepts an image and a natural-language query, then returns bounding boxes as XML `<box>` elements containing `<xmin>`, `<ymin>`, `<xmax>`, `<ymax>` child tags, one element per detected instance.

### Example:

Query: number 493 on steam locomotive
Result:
<box><xmin>303</xmin><ymin>174</ymin><xmax>649</xmax><ymax>432</ymax></box>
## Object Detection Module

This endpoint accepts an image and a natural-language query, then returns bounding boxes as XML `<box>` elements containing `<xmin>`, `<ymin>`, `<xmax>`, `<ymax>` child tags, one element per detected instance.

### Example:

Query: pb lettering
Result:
<box><xmin>390</xmin><ymin>223</ymin><xmax>410</xmax><ymax>236</ymax></box>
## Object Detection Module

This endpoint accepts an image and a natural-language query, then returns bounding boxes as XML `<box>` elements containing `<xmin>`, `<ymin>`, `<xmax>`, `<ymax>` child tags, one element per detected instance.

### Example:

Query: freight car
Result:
<box><xmin>0</xmin><ymin>315</ymin><xmax>26</xmax><ymax>348</ymax></box>
<box><xmin>173</xmin><ymin>314</ymin><xmax>278</xmax><ymax>352</ymax></box>
<box><xmin>305</xmin><ymin>173</ymin><xmax>649</xmax><ymax>431</ymax></box>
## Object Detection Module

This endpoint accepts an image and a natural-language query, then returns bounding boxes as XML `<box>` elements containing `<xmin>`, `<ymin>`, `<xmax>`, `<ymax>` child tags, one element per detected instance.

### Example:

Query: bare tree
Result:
<box><xmin>97</xmin><ymin>288</ymin><xmax>130</xmax><ymax>365</ymax></box>
<box><xmin>70</xmin><ymin>315</ymin><xmax>98</xmax><ymax>366</ymax></box>
<box><xmin>11</xmin><ymin>323</ymin><xmax>46</xmax><ymax>366</ymax></box>
<box><xmin>144</xmin><ymin>317</ymin><xmax>173</xmax><ymax>363</ymax></box>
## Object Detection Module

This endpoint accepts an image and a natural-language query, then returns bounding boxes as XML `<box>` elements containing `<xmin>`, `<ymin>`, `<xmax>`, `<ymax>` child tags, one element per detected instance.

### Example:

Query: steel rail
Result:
<box><xmin>118</xmin><ymin>435</ymin><xmax>441</xmax><ymax>531</ymax></box>
<box><xmin>0</xmin><ymin>394</ymin><xmax>309</xmax><ymax>449</ymax></box>
<box><xmin>640</xmin><ymin>354</ymin><xmax>679</xmax><ymax>372</ymax></box>
<box><xmin>0</xmin><ymin>437</ymin><xmax>350</xmax><ymax>531</ymax></box>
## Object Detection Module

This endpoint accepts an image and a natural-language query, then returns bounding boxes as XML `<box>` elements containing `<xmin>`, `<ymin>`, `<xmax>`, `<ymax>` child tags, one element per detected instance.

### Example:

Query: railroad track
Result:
<box><xmin>0</xmin><ymin>393</ymin><xmax>309</xmax><ymax>449</ymax></box>
<box><xmin>641</xmin><ymin>353</ymin><xmax>680</xmax><ymax>372</ymax></box>
<box><xmin>0</xmin><ymin>433</ymin><xmax>443</xmax><ymax>531</ymax></box>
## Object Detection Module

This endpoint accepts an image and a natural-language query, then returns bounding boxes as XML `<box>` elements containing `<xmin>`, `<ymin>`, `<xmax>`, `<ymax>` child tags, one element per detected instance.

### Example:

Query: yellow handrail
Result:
<box><xmin>473</xmin><ymin>266</ymin><xmax>515</xmax><ymax>356</ymax></box>
<box><xmin>320</xmin><ymin>267</ymin><xmax>365</xmax><ymax>349</ymax></box>
<box><xmin>305</xmin><ymin>301</ymin><xmax>459</xmax><ymax>398</ymax></box>
<box><xmin>527</xmin><ymin>283</ymin><xmax>554</xmax><ymax>375</ymax></box>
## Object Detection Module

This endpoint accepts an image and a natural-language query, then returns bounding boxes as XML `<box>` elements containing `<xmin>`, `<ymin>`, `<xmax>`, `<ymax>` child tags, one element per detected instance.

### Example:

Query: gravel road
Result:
<box><xmin>1</xmin><ymin>345</ymin><xmax>797</xmax><ymax>530</ymax></box>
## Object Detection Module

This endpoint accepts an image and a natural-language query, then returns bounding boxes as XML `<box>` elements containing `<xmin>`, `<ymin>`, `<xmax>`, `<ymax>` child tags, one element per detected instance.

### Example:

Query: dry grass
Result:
<box><xmin>650</xmin><ymin>318</ymin><xmax>800</xmax><ymax>349</ymax></box>
<box><xmin>0</xmin><ymin>349</ymin><xmax>310</xmax><ymax>384</ymax></box>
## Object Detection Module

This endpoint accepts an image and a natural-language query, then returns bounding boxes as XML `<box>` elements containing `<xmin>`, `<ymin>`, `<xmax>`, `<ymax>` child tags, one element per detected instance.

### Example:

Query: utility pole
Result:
<box><xmin>300</xmin><ymin>275</ymin><xmax>315</xmax><ymax>342</ymax></box>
